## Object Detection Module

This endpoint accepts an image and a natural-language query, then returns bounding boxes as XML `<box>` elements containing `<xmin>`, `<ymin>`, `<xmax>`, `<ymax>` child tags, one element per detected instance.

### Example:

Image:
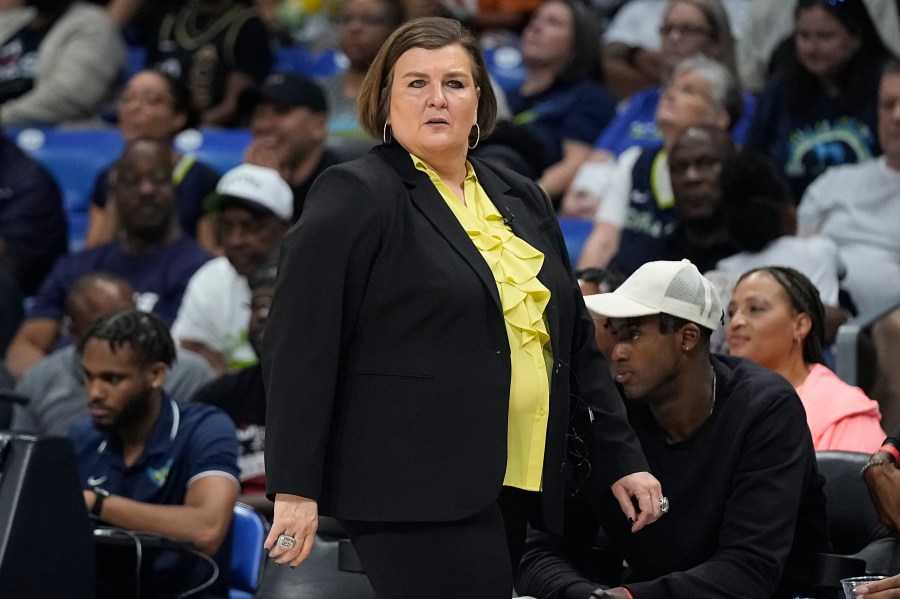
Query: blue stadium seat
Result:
<box><xmin>173</xmin><ymin>128</ymin><xmax>251</xmax><ymax>174</ymax></box>
<box><xmin>230</xmin><ymin>503</ymin><xmax>268</xmax><ymax>599</ymax></box>
<box><xmin>558</xmin><ymin>217</ymin><xmax>594</xmax><ymax>265</ymax></box>
<box><xmin>483</xmin><ymin>44</ymin><xmax>525</xmax><ymax>95</ymax></box>
<box><xmin>15</xmin><ymin>128</ymin><xmax>124</xmax><ymax>251</ymax></box>
<box><xmin>273</xmin><ymin>46</ymin><xmax>347</xmax><ymax>79</ymax></box>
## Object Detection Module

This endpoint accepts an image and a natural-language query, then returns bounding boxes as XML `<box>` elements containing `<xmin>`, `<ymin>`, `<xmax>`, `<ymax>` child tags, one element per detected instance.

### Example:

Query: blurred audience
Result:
<box><xmin>595</xmin><ymin>0</ymin><xmax>755</xmax><ymax>159</ymax></box>
<box><xmin>4</xmin><ymin>139</ymin><xmax>211</xmax><ymax>380</ymax></box>
<box><xmin>489</xmin><ymin>0</ymin><xmax>616</xmax><ymax>201</ymax></box>
<box><xmin>85</xmin><ymin>69</ymin><xmax>221</xmax><ymax>251</ymax></box>
<box><xmin>600</xmin><ymin>0</ymin><xmax>748</xmax><ymax>101</ymax></box>
<box><xmin>608</xmin><ymin>125</ymin><xmax>737</xmax><ymax>277</ymax></box>
<box><xmin>318</xmin><ymin>0</ymin><xmax>404</xmax><ymax>139</ymax></box>
<box><xmin>727</xmin><ymin>266</ymin><xmax>886</xmax><ymax>453</ymax></box>
<box><xmin>712</xmin><ymin>150</ymin><xmax>845</xmax><ymax>344</ymax></box>
<box><xmin>193</xmin><ymin>258</ymin><xmax>276</xmax><ymax>519</ymax></box>
<box><xmin>737</xmin><ymin>0</ymin><xmax>900</xmax><ymax>94</ymax></box>
<box><xmin>744</xmin><ymin>0</ymin><xmax>890</xmax><ymax>201</ymax></box>
<box><xmin>0</xmin><ymin>122</ymin><xmax>68</xmax><ymax>296</ymax></box>
<box><xmin>570</xmin><ymin>56</ymin><xmax>741</xmax><ymax>268</ymax></box>
<box><xmin>11</xmin><ymin>272</ymin><xmax>214</xmax><ymax>436</ymax></box>
<box><xmin>171</xmin><ymin>164</ymin><xmax>291</xmax><ymax>373</ymax></box>
<box><xmin>146</xmin><ymin>0</ymin><xmax>273</xmax><ymax>127</ymax></box>
<box><xmin>0</xmin><ymin>0</ymin><xmax>125</xmax><ymax>126</ymax></box>
<box><xmin>798</xmin><ymin>59</ymin><xmax>900</xmax><ymax>431</ymax></box>
<box><xmin>243</xmin><ymin>72</ymin><xmax>341</xmax><ymax>220</ymax></box>
<box><xmin>71</xmin><ymin>309</ymin><xmax>238</xmax><ymax>598</ymax></box>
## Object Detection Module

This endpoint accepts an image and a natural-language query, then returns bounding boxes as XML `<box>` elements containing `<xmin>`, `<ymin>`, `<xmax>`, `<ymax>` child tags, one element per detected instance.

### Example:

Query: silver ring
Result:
<box><xmin>660</xmin><ymin>496</ymin><xmax>670</xmax><ymax>514</ymax></box>
<box><xmin>277</xmin><ymin>533</ymin><xmax>296</xmax><ymax>550</ymax></box>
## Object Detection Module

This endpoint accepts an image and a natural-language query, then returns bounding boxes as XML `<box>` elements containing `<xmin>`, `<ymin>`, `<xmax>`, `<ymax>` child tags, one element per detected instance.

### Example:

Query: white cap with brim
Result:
<box><xmin>209</xmin><ymin>164</ymin><xmax>293</xmax><ymax>221</ymax></box>
<box><xmin>583</xmin><ymin>259</ymin><xmax>723</xmax><ymax>331</ymax></box>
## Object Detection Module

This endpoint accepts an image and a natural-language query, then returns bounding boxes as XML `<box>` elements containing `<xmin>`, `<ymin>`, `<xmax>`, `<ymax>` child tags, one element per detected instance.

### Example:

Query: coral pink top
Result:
<box><xmin>796</xmin><ymin>363</ymin><xmax>886</xmax><ymax>452</ymax></box>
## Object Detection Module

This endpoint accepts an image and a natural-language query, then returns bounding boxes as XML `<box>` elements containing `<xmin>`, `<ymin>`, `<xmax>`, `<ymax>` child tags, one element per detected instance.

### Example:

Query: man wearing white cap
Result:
<box><xmin>172</xmin><ymin>164</ymin><xmax>292</xmax><ymax>373</ymax></box>
<box><xmin>516</xmin><ymin>260</ymin><xmax>830</xmax><ymax>599</ymax></box>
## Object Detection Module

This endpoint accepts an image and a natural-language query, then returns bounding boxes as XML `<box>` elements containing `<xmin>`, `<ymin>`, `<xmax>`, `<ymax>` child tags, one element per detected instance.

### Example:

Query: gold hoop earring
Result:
<box><xmin>468</xmin><ymin>123</ymin><xmax>480</xmax><ymax>150</ymax></box>
<box><xmin>383</xmin><ymin>123</ymin><xmax>392</xmax><ymax>145</ymax></box>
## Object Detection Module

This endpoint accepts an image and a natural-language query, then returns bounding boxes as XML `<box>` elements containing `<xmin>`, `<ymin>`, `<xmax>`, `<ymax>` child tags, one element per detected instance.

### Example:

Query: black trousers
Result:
<box><xmin>339</xmin><ymin>487</ymin><xmax>541</xmax><ymax>599</ymax></box>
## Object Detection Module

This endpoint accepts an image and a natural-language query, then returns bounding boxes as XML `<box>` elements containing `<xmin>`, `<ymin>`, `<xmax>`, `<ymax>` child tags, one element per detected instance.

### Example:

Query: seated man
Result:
<box><xmin>71</xmin><ymin>309</ymin><xmax>239</xmax><ymax>598</ymax></box>
<box><xmin>5</xmin><ymin>138</ymin><xmax>211</xmax><ymax>379</ymax></box>
<box><xmin>172</xmin><ymin>163</ymin><xmax>291</xmax><ymax>373</ymax></box>
<box><xmin>568</xmin><ymin>56</ymin><xmax>741</xmax><ymax>269</ymax></box>
<box><xmin>11</xmin><ymin>272</ymin><xmax>214</xmax><ymax>437</ymax></box>
<box><xmin>194</xmin><ymin>259</ymin><xmax>276</xmax><ymax>518</ymax></box>
<box><xmin>516</xmin><ymin>260</ymin><xmax>830</xmax><ymax>598</ymax></box>
<box><xmin>242</xmin><ymin>72</ymin><xmax>344</xmax><ymax>220</ymax></box>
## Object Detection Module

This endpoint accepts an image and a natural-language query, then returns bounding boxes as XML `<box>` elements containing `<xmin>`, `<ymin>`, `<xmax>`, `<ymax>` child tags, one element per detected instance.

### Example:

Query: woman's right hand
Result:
<box><xmin>264</xmin><ymin>493</ymin><xmax>319</xmax><ymax>567</ymax></box>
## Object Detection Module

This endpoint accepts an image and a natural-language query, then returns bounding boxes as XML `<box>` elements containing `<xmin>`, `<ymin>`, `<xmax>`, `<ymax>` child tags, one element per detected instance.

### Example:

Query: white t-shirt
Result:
<box><xmin>798</xmin><ymin>157</ymin><xmax>900</xmax><ymax>313</ymax></box>
<box><xmin>716</xmin><ymin>235</ymin><xmax>842</xmax><ymax>306</ymax></box>
<box><xmin>171</xmin><ymin>256</ymin><xmax>256</xmax><ymax>369</ymax></box>
<box><xmin>568</xmin><ymin>146</ymin><xmax>673</xmax><ymax>227</ymax></box>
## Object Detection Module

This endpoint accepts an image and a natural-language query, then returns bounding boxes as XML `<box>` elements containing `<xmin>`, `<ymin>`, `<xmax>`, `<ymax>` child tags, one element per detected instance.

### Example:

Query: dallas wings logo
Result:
<box><xmin>147</xmin><ymin>458</ymin><xmax>174</xmax><ymax>488</ymax></box>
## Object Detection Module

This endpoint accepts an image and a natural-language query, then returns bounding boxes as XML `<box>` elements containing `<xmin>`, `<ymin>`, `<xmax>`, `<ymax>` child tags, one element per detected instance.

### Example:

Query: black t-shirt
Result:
<box><xmin>290</xmin><ymin>149</ymin><xmax>343</xmax><ymax>221</ymax></box>
<box><xmin>147</xmin><ymin>2</ymin><xmax>273</xmax><ymax>118</ymax></box>
<box><xmin>0</xmin><ymin>23</ymin><xmax>52</xmax><ymax>103</ymax></box>
<box><xmin>193</xmin><ymin>364</ymin><xmax>266</xmax><ymax>493</ymax></box>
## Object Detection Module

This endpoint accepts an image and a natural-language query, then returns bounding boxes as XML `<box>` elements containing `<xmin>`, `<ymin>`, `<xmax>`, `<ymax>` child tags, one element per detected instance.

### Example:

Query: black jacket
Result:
<box><xmin>262</xmin><ymin>142</ymin><xmax>647</xmax><ymax>533</ymax></box>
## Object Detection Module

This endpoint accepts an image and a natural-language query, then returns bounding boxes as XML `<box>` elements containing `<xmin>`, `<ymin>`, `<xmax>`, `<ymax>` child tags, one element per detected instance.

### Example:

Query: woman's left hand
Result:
<box><xmin>610</xmin><ymin>471</ymin><xmax>664</xmax><ymax>533</ymax></box>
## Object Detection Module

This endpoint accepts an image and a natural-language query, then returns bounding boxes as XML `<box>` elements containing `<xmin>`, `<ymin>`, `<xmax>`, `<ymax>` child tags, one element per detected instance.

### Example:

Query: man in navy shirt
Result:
<box><xmin>5</xmin><ymin>138</ymin><xmax>211</xmax><ymax>379</ymax></box>
<box><xmin>70</xmin><ymin>308</ymin><xmax>239</xmax><ymax>598</ymax></box>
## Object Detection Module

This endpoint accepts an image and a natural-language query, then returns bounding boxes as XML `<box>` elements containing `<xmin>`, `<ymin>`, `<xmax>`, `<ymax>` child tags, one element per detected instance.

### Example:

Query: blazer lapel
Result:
<box><xmin>374</xmin><ymin>145</ymin><xmax>503</xmax><ymax>314</ymax></box>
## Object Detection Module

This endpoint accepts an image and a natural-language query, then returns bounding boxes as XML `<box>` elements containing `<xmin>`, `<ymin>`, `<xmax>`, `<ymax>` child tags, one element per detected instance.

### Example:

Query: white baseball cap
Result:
<box><xmin>583</xmin><ymin>259</ymin><xmax>723</xmax><ymax>331</ymax></box>
<box><xmin>211</xmin><ymin>164</ymin><xmax>293</xmax><ymax>221</ymax></box>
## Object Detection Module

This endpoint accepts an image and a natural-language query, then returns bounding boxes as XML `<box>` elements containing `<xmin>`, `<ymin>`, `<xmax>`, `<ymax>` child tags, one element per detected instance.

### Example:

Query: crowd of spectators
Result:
<box><xmin>1</xmin><ymin>0</ymin><xmax>900</xmax><ymax>595</ymax></box>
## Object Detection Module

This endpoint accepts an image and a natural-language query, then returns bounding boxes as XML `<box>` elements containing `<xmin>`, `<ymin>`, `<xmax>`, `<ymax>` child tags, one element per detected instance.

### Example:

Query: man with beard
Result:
<box><xmin>11</xmin><ymin>272</ymin><xmax>214</xmax><ymax>437</ymax></box>
<box><xmin>5</xmin><ymin>138</ymin><xmax>211</xmax><ymax>379</ymax></box>
<box><xmin>70</xmin><ymin>309</ymin><xmax>239</xmax><ymax>598</ymax></box>
<box><xmin>171</xmin><ymin>163</ymin><xmax>291</xmax><ymax>373</ymax></box>
<box><xmin>608</xmin><ymin>125</ymin><xmax>738</xmax><ymax>276</ymax></box>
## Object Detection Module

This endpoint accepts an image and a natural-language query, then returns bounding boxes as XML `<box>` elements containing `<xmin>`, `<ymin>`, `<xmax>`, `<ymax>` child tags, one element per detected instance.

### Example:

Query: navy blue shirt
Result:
<box><xmin>0</xmin><ymin>136</ymin><xmax>68</xmax><ymax>295</ymax></box>
<box><xmin>70</xmin><ymin>397</ymin><xmax>240</xmax><ymax>598</ymax></box>
<box><xmin>507</xmin><ymin>79</ymin><xmax>616</xmax><ymax>167</ymax></box>
<box><xmin>27</xmin><ymin>236</ymin><xmax>210</xmax><ymax>326</ymax></box>
<box><xmin>745</xmin><ymin>74</ymin><xmax>880</xmax><ymax>201</ymax></box>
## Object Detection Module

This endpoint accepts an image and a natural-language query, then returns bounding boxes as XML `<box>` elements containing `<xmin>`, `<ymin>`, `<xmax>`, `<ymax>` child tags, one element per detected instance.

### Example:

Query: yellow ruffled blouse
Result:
<box><xmin>413</xmin><ymin>155</ymin><xmax>553</xmax><ymax>491</ymax></box>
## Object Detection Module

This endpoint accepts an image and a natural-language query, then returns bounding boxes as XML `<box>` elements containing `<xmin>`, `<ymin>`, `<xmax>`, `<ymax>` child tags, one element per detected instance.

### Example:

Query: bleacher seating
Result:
<box><xmin>14</xmin><ymin>128</ymin><xmax>251</xmax><ymax>252</ymax></box>
<box><xmin>15</xmin><ymin>128</ymin><xmax>124</xmax><ymax>252</ymax></box>
<box><xmin>272</xmin><ymin>46</ymin><xmax>348</xmax><ymax>79</ymax></box>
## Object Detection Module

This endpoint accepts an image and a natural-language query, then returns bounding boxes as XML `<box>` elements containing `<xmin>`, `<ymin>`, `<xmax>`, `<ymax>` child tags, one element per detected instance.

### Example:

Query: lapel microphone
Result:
<box><xmin>502</xmin><ymin>208</ymin><xmax>515</xmax><ymax>226</ymax></box>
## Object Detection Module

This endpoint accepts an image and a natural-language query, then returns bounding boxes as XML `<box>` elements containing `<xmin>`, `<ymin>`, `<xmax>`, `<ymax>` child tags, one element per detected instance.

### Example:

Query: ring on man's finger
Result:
<box><xmin>277</xmin><ymin>533</ymin><xmax>297</xmax><ymax>550</ymax></box>
<box><xmin>659</xmin><ymin>496</ymin><xmax>670</xmax><ymax>514</ymax></box>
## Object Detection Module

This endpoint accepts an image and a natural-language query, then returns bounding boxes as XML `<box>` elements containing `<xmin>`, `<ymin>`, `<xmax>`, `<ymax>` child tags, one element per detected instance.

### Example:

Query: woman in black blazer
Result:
<box><xmin>262</xmin><ymin>17</ymin><xmax>663</xmax><ymax>598</ymax></box>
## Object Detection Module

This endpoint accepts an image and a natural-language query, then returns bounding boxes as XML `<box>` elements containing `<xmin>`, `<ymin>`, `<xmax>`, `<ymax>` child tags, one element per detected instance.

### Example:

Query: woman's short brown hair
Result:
<box><xmin>358</xmin><ymin>17</ymin><xmax>498</xmax><ymax>141</ymax></box>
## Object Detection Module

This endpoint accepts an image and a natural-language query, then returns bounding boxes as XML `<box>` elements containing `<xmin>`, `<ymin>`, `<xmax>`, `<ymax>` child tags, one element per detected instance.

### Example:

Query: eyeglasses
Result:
<box><xmin>659</xmin><ymin>23</ymin><xmax>714</xmax><ymax>40</ymax></box>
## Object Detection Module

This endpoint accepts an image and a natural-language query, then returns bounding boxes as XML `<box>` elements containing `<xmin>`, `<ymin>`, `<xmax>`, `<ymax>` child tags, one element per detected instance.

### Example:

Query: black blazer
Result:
<box><xmin>262</xmin><ymin>143</ymin><xmax>647</xmax><ymax>534</ymax></box>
